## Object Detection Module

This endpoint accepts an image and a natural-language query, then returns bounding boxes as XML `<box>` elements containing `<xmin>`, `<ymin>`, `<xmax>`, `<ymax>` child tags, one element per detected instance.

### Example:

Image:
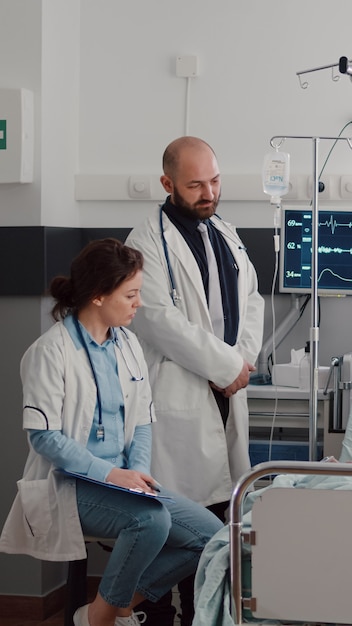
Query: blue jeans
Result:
<box><xmin>76</xmin><ymin>480</ymin><xmax>223</xmax><ymax>608</ymax></box>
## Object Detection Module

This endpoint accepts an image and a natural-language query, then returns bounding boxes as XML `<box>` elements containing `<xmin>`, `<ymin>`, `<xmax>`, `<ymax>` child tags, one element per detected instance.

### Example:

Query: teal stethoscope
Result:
<box><xmin>74</xmin><ymin>317</ymin><xmax>143</xmax><ymax>441</ymax></box>
<box><xmin>159</xmin><ymin>206</ymin><xmax>181</xmax><ymax>306</ymax></box>
<box><xmin>159</xmin><ymin>205</ymin><xmax>244</xmax><ymax>306</ymax></box>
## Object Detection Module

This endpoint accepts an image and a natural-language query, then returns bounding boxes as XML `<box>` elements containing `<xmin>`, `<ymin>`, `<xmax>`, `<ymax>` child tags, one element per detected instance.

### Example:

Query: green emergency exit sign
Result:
<box><xmin>0</xmin><ymin>120</ymin><xmax>7</xmax><ymax>150</ymax></box>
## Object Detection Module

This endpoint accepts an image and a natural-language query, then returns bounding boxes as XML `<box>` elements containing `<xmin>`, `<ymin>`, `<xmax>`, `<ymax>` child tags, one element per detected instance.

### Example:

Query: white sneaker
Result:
<box><xmin>73</xmin><ymin>604</ymin><xmax>90</xmax><ymax>626</ymax></box>
<box><xmin>115</xmin><ymin>611</ymin><xmax>147</xmax><ymax>625</ymax></box>
<box><xmin>115</xmin><ymin>611</ymin><xmax>147</xmax><ymax>626</ymax></box>
<box><xmin>73</xmin><ymin>604</ymin><xmax>146</xmax><ymax>626</ymax></box>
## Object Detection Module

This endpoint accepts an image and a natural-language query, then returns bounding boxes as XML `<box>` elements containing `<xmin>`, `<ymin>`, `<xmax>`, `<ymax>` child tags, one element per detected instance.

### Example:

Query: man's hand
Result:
<box><xmin>210</xmin><ymin>361</ymin><xmax>256</xmax><ymax>398</ymax></box>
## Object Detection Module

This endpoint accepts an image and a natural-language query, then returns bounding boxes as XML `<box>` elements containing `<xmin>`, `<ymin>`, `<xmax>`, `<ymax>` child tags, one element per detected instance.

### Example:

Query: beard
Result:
<box><xmin>172</xmin><ymin>186</ymin><xmax>220</xmax><ymax>221</ymax></box>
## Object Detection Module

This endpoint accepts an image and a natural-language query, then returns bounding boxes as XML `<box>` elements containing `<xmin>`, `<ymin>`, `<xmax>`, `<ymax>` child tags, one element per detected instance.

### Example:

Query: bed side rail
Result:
<box><xmin>229</xmin><ymin>460</ymin><xmax>352</xmax><ymax>624</ymax></box>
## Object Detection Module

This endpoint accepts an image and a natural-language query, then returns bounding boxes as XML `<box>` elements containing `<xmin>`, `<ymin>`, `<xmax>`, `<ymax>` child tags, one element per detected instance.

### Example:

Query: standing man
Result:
<box><xmin>126</xmin><ymin>136</ymin><xmax>264</xmax><ymax>625</ymax></box>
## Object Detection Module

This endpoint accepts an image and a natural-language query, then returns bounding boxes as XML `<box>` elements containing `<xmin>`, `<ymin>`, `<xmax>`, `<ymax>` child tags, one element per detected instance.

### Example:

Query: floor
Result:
<box><xmin>0</xmin><ymin>611</ymin><xmax>64</xmax><ymax>626</ymax></box>
<box><xmin>0</xmin><ymin>590</ymin><xmax>181</xmax><ymax>626</ymax></box>
<box><xmin>0</xmin><ymin>610</ymin><xmax>181</xmax><ymax>626</ymax></box>
<box><xmin>0</xmin><ymin>610</ymin><xmax>182</xmax><ymax>626</ymax></box>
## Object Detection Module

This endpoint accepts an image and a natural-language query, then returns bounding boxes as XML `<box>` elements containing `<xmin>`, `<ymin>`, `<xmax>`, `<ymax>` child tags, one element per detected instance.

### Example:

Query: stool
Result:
<box><xmin>64</xmin><ymin>537</ymin><xmax>115</xmax><ymax>626</ymax></box>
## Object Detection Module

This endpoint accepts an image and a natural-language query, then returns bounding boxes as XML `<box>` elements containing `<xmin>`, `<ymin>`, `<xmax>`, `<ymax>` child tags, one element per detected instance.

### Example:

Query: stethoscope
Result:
<box><xmin>159</xmin><ymin>206</ymin><xmax>181</xmax><ymax>306</ymax></box>
<box><xmin>111</xmin><ymin>327</ymin><xmax>144</xmax><ymax>382</ymax></box>
<box><xmin>159</xmin><ymin>205</ymin><xmax>245</xmax><ymax>306</ymax></box>
<box><xmin>74</xmin><ymin>317</ymin><xmax>143</xmax><ymax>441</ymax></box>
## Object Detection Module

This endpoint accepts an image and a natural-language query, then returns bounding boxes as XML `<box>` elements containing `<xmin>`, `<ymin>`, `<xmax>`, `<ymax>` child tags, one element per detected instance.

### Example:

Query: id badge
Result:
<box><xmin>96</xmin><ymin>426</ymin><xmax>105</xmax><ymax>441</ymax></box>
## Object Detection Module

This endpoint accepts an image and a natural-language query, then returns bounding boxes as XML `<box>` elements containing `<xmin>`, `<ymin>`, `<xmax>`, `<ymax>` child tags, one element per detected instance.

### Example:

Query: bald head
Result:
<box><xmin>160</xmin><ymin>136</ymin><xmax>221</xmax><ymax>220</ymax></box>
<box><xmin>162</xmin><ymin>136</ymin><xmax>216</xmax><ymax>178</ymax></box>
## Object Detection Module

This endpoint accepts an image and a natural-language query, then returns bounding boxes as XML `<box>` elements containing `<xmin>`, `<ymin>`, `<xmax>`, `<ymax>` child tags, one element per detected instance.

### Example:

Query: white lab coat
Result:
<box><xmin>0</xmin><ymin>322</ymin><xmax>155</xmax><ymax>561</ymax></box>
<box><xmin>126</xmin><ymin>207</ymin><xmax>264</xmax><ymax>506</ymax></box>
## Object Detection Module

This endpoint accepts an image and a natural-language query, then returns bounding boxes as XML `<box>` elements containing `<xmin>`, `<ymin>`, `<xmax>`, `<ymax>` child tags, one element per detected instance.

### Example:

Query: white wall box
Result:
<box><xmin>0</xmin><ymin>88</ymin><xmax>34</xmax><ymax>183</ymax></box>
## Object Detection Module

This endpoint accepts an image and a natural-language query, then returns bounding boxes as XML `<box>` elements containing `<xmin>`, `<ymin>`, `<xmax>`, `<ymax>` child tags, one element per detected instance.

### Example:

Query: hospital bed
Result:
<box><xmin>230</xmin><ymin>460</ymin><xmax>352</xmax><ymax>625</ymax></box>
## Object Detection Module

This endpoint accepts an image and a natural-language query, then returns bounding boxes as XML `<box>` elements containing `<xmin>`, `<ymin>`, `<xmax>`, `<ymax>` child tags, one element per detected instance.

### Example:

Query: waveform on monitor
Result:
<box><xmin>319</xmin><ymin>214</ymin><xmax>352</xmax><ymax>235</ymax></box>
<box><xmin>318</xmin><ymin>246</ymin><xmax>352</xmax><ymax>254</ymax></box>
<box><xmin>317</xmin><ymin>267</ymin><xmax>352</xmax><ymax>284</ymax></box>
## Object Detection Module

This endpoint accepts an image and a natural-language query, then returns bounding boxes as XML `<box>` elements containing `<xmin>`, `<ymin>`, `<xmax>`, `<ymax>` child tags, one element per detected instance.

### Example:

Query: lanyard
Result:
<box><xmin>73</xmin><ymin>316</ymin><xmax>105</xmax><ymax>440</ymax></box>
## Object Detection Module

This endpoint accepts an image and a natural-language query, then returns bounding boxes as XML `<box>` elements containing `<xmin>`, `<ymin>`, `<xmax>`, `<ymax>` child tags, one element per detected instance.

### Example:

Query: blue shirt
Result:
<box><xmin>28</xmin><ymin>315</ymin><xmax>151</xmax><ymax>481</ymax></box>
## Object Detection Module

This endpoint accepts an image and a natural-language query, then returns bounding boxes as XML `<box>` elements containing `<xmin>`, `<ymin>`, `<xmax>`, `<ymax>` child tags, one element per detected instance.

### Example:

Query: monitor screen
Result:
<box><xmin>279</xmin><ymin>206</ymin><xmax>352</xmax><ymax>295</ymax></box>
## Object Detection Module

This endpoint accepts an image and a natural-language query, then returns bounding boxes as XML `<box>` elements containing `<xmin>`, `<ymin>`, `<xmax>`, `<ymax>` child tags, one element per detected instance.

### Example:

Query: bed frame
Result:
<box><xmin>230</xmin><ymin>460</ymin><xmax>352</xmax><ymax>624</ymax></box>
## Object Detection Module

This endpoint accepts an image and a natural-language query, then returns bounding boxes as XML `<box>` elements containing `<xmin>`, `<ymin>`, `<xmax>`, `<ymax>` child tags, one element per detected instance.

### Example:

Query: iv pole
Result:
<box><xmin>270</xmin><ymin>134</ymin><xmax>352</xmax><ymax>460</ymax></box>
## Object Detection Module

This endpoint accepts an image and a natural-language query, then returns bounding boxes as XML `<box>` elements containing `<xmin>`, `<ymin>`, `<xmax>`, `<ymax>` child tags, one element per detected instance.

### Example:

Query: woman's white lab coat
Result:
<box><xmin>126</xmin><ymin>207</ymin><xmax>265</xmax><ymax>507</ymax></box>
<box><xmin>0</xmin><ymin>322</ymin><xmax>155</xmax><ymax>561</ymax></box>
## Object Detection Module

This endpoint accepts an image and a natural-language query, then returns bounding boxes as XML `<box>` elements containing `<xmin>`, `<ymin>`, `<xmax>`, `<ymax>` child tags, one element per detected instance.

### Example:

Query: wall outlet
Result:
<box><xmin>128</xmin><ymin>175</ymin><xmax>151</xmax><ymax>199</ymax></box>
<box><xmin>340</xmin><ymin>175</ymin><xmax>352</xmax><ymax>199</ymax></box>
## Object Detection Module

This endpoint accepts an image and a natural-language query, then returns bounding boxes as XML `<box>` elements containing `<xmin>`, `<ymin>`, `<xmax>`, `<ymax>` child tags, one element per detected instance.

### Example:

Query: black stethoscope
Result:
<box><xmin>159</xmin><ymin>205</ymin><xmax>245</xmax><ymax>306</ymax></box>
<box><xmin>74</xmin><ymin>317</ymin><xmax>143</xmax><ymax>441</ymax></box>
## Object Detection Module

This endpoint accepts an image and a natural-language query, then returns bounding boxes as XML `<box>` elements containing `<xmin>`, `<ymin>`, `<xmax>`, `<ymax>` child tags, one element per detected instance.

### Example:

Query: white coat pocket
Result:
<box><xmin>17</xmin><ymin>478</ymin><xmax>53</xmax><ymax>537</ymax></box>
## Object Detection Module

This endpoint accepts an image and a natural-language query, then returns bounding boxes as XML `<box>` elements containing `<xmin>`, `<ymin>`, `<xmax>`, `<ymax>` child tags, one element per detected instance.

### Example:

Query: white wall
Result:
<box><xmin>3</xmin><ymin>0</ymin><xmax>352</xmax><ymax>228</ymax></box>
<box><xmin>0</xmin><ymin>0</ymin><xmax>42</xmax><ymax>225</ymax></box>
<box><xmin>76</xmin><ymin>0</ymin><xmax>352</xmax><ymax>228</ymax></box>
<box><xmin>40</xmin><ymin>0</ymin><xmax>80</xmax><ymax>226</ymax></box>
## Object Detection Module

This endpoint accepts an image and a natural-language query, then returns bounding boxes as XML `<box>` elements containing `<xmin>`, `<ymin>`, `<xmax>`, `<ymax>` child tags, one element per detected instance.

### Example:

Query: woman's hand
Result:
<box><xmin>106</xmin><ymin>467</ymin><xmax>159</xmax><ymax>493</ymax></box>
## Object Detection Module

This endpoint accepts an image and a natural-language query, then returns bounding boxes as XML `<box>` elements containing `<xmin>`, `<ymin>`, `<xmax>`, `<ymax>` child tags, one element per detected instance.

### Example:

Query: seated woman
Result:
<box><xmin>0</xmin><ymin>238</ymin><xmax>223</xmax><ymax>626</ymax></box>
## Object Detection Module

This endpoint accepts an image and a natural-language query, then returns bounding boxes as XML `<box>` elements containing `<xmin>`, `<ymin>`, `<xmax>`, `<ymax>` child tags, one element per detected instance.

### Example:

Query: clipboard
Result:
<box><xmin>56</xmin><ymin>469</ymin><xmax>175</xmax><ymax>502</ymax></box>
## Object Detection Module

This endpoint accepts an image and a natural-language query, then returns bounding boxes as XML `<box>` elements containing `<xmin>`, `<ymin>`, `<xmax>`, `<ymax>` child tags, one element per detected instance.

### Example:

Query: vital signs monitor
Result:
<box><xmin>279</xmin><ymin>206</ymin><xmax>352</xmax><ymax>296</ymax></box>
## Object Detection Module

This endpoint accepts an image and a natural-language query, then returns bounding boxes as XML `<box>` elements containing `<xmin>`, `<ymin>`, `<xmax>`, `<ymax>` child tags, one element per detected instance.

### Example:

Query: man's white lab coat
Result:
<box><xmin>126</xmin><ymin>207</ymin><xmax>264</xmax><ymax>506</ymax></box>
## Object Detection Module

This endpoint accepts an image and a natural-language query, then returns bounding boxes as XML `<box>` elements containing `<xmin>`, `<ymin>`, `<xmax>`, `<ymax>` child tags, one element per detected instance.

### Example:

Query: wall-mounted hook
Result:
<box><xmin>270</xmin><ymin>137</ymin><xmax>285</xmax><ymax>150</ymax></box>
<box><xmin>298</xmin><ymin>74</ymin><xmax>309</xmax><ymax>89</ymax></box>
<box><xmin>331</xmin><ymin>66</ymin><xmax>340</xmax><ymax>83</ymax></box>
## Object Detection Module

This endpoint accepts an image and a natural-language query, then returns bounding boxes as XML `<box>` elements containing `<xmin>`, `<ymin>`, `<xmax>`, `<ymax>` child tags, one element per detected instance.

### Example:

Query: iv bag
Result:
<box><xmin>262</xmin><ymin>151</ymin><xmax>290</xmax><ymax>203</ymax></box>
